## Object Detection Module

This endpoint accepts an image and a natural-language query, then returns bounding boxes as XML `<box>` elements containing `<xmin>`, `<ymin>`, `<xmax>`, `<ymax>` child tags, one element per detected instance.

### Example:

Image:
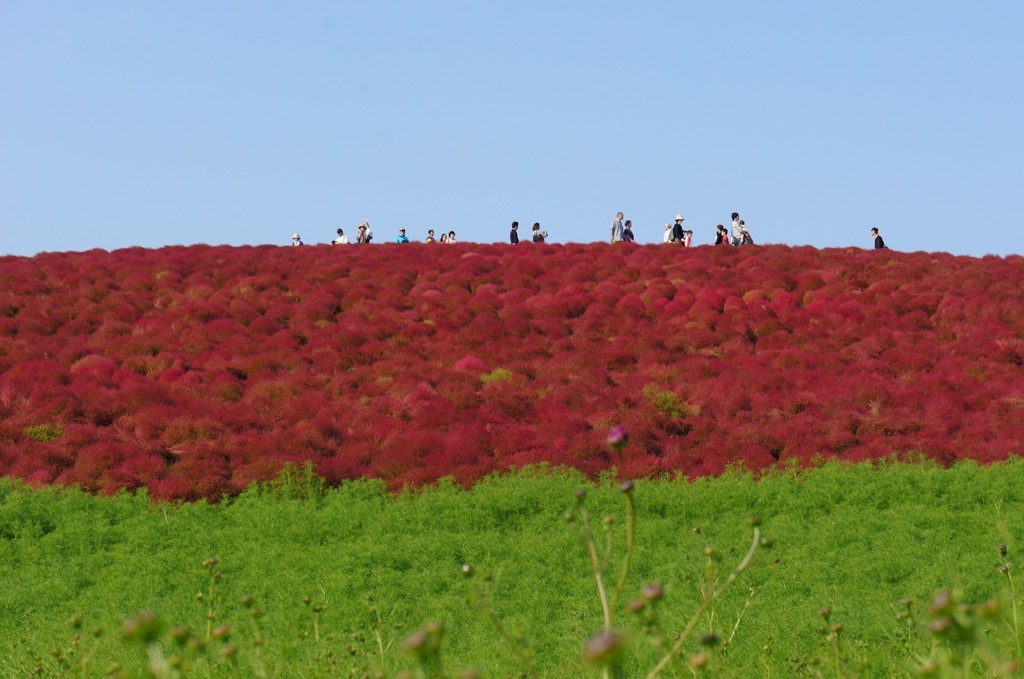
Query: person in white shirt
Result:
<box><xmin>332</xmin><ymin>228</ymin><xmax>348</xmax><ymax>245</ymax></box>
<box><xmin>663</xmin><ymin>224</ymin><xmax>672</xmax><ymax>243</ymax></box>
<box><xmin>292</xmin><ymin>233</ymin><xmax>304</xmax><ymax>246</ymax></box>
<box><xmin>730</xmin><ymin>213</ymin><xmax>742</xmax><ymax>246</ymax></box>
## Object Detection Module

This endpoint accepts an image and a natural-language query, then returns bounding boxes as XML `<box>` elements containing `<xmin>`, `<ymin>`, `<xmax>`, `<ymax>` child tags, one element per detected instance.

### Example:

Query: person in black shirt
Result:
<box><xmin>671</xmin><ymin>215</ymin><xmax>685</xmax><ymax>243</ymax></box>
<box><xmin>870</xmin><ymin>227</ymin><xmax>886</xmax><ymax>249</ymax></box>
<box><xmin>510</xmin><ymin>221</ymin><xmax>519</xmax><ymax>244</ymax></box>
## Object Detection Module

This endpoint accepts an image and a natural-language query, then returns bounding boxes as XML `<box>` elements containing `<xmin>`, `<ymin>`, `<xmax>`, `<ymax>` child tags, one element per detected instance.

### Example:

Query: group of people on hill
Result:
<box><xmin>290</xmin><ymin>213</ymin><xmax>888</xmax><ymax>250</ymax></box>
<box><xmin>509</xmin><ymin>221</ymin><xmax>549</xmax><ymax>243</ymax></box>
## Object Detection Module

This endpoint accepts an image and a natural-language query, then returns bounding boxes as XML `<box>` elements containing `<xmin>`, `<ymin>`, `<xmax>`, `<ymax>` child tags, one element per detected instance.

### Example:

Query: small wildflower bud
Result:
<box><xmin>627</xmin><ymin>599</ymin><xmax>646</xmax><ymax>613</ymax></box>
<box><xmin>91</xmin><ymin>627</ymin><xmax>103</xmax><ymax>638</ymax></box>
<box><xmin>747</xmin><ymin>515</ymin><xmax>762</xmax><ymax>528</ymax></box>
<box><xmin>303</xmin><ymin>596</ymin><xmax>312</xmax><ymax>605</ymax></box>
<box><xmin>195</xmin><ymin>592</ymin><xmax>204</xmax><ymax>601</ymax></box>
<box><xmin>918</xmin><ymin>658</ymin><xmax>939</xmax><ymax>676</ymax></box>
<box><xmin>618</xmin><ymin>480</ymin><xmax>634</xmax><ymax>494</ymax></box>
<box><xmin>606</xmin><ymin>425</ymin><xmax>629</xmax><ymax>452</ymax></box>
<box><xmin>929</xmin><ymin>591</ymin><xmax>953</xmax><ymax>616</ymax></box>
<box><xmin>700</xmin><ymin>631</ymin><xmax>720</xmax><ymax>647</ymax></box>
<box><xmin>460</xmin><ymin>563</ymin><xmax>474</xmax><ymax>577</ymax></box>
<box><xmin>980</xmin><ymin>598</ymin><xmax>1001</xmax><ymax>618</ymax></box>
<box><xmin>249</xmin><ymin>607</ymin><xmax>263</xmax><ymax>619</ymax></box>
<box><xmin>170</xmin><ymin>626</ymin><xmax>191</xmax><ymax>645</ymax></box>
<box><xmin>68</xmin><ymin>615</ymin><xmax>83</xmax><ymax>629</ymax></box>
<box><xmin>999</xmin><ymin>544</ymin><xmax>1008</xmax><ymax>557</ymax></box>
<box><xmin>239</xmin><ymin>595</ymin><xmax>255</xmax><ymax>608</ymax></box>
<box><xmin>830</xmin><ymin>624</ymin><xmax>842</xmax><ymax>634</ymax></box>
<box><xmin>401</xmin><ymin>630</ymin><xmax>428</xmax><ymax>653</ymax></box>
<box><xmin>690</xmin><ymin>651</ymin><xmax>708</xmax><ymax>668</ymax></box>
<box><xmin>760</xmin><ymin>537</ymin><xmax>773</xmax><ymax>549</ymax></box>
<box><xmin>562</xmin><ymin>511</ymin><xmax>574</xmax><ymax>523</ymax></box>
<box><xmin>212</xmin><ymin>624</ymin><xmax>231</xmax><ymax>640</ymax></box>
<box><xmin>582</xmin><ymin>630</ymin><xmax>626</xmax><ymax>667</ymax></box>
<box><xmin>692</xmin><ymin>526</ymin><xmax>701</xmax><ymax>534</ymax></box>
<box><xmin>122</xmin><ymin>611</ymin><xmax>163</xmax><ymax>644</ymax></box>
<box><xmin>930</xmin><ymin>617</ymin><xmax>952</xmax><ymax>635</ymax></box>
<box><xmin>642</xmin><ymin>584</ymin><xmax>664</xmax><ymax>601</ymax></box>
<box><xmin>574</xmin><ymin>488</ymin><xmax>587</xmax><ymax>502</ymax></box>
<box><xmin>1001</xmin><ymin>564</ymin><xmax>1010</xmax><ymax>574</ymax></box>
<box><xmin>220</xmin><ymin>645</ymin><xmax>237</xmax><ymax>658</ymax></box>
<box><xmin>818</xmin><ymin>607</ymin><xmax>831</xmax><ymax>620</ymax></box>
<box><xmin>900</xmin><ymin>598</ymin><xmax>913</xmax><ymax>609</ymax></box>
<box><xmin>602</xmin><ymin>515</ymin><xmax>614</xmax><ymax>526</ymax></box>
<box><xmin>312</xmin><ymin>604</ymin><xmax>323</xmax><ymax>613</ymax></box>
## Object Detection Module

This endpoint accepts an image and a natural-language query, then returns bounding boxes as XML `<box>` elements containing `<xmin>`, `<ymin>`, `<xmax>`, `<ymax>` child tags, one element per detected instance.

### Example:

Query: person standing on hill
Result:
<box><xmin>292</xmin><ymin>233</ymin><xmax>304</xmax><ymax>246</ymax></box>
<box><xmin>532</xmin><ymin>222</ymin><xmax>548</xmax><ymax>242</ymax></box>
<box><xmin>714</xmin><ymin>225</ymin><xmax>727</xmax><ymax>245</ymax></box>
<box><xmin>426</xmin><ymin>229</ymin><xmax>436</xmax><ymax>243</ymax></box>
<box><xmin>395</xmin><ymin>228</ymin><xmax>410</xmax><ymax>243</ymax></box>
<box><xmin>730</xmin><ymin>213</ymin><xmax>742</xmax><ymax>245</ymax></box>
<box><xmin>871</xmin><ymin>227</ymin><xmax>887</xmax><ymax>249</ymax></box>
<box><xmin>610</xmin><ymin>212</ymin><xmax>624</xmax><ymax>243</ymax></box>
<box><xmin>331</xmin><ymin>228</ymin><xmax>348</xmax><ymax>245</ymax></box>
<box><xmin>672</xmin><ymin>215</ymin><xmax>685</xmax><ymax>243</ymax></box>
<box><xmin>622</xmin><ymin>220</ymin><xmax>635</xmax><ymax>242</ymax></box>
<box><xmin>663</xmin><ymin>223</ymin><xmax>673</xmax><ymax>243</ymax></box>
<box><xmin>510</xmin><ymin>221</ymin><xmax>520</xmax><ymax>244</ymax></box>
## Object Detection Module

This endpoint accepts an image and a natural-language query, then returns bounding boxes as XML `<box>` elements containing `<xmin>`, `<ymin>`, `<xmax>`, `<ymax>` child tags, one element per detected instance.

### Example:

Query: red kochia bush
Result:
<box><xmin>3</xmin><ymin>242</ymin><xmax>1024</xmax><ymax>498</ymax></box>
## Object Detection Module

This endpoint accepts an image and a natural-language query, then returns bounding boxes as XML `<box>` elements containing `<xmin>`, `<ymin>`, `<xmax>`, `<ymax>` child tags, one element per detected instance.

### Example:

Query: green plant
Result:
<box><xmin>480</xmin><ymin>368</ymin><xmax>513</xmax><ymax>385</ymax></box>
<box><xmin>23</xmin><ymin>423</ymin><xmax>64</xmax><ymax>442</ymax></box>
<box><xmin>642</xmin><ymin>384</ymin><xmax>699</xmax><ymax>419</ymax></box>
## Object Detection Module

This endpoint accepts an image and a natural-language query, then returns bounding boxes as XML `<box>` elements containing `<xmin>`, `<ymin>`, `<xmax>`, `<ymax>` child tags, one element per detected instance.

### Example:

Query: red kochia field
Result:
<box><xmin>1</xmin><ymin>242</ymin><xmax>1022</xmax><ymax>500</ymax></box>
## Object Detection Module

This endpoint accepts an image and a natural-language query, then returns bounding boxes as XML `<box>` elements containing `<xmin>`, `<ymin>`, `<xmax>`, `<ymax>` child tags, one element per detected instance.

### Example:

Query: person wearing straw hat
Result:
<box><xmin>291</xmin><ymin>233</ymin><xmax>304</xmax><ymax>246</ymax></box>
<box><xmin>671</xmin><ymin>215</ymin><xmax>685</xmax><ymax>243</ymax></box>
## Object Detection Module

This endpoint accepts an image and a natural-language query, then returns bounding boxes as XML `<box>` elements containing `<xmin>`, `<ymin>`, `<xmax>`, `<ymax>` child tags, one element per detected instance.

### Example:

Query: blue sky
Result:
<box><xmin>2</xmin><ymin>2</ymin><xmax>1021</xmax><ymax>257</ymax></box>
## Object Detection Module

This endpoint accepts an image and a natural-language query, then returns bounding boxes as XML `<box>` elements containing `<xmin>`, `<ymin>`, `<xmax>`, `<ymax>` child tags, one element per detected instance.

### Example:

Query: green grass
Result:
<box><xmin>2</xmin><ymin>460</ymin><xmax>1024</xmax><ymax>676</ymax></box>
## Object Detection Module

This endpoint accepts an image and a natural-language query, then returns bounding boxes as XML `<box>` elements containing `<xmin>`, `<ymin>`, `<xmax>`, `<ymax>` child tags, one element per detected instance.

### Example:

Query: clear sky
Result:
<box><xmin>2</xmin><ymin>2</ymin><xmax>1021</xmax><ymax>257</ymax></box>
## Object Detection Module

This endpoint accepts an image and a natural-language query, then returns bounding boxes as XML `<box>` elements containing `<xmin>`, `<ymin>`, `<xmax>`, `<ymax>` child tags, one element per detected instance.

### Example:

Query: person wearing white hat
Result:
<box><xmin>671</xmin><ymin>215</ymin><xmax>685</xmax><ymax>243</ymax></box>
<box><xmin>291</xmin><ymin>233</ymin><xmax>304</xmax><ymax>246</ymax></box>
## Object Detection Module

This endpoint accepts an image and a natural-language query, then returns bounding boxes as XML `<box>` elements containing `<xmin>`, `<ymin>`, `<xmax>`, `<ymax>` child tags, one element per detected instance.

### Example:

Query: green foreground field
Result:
<box><xmin>3</xmin><ymin>461</ymin><xmax>1024</xmax><ymax>677</ymax></box>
